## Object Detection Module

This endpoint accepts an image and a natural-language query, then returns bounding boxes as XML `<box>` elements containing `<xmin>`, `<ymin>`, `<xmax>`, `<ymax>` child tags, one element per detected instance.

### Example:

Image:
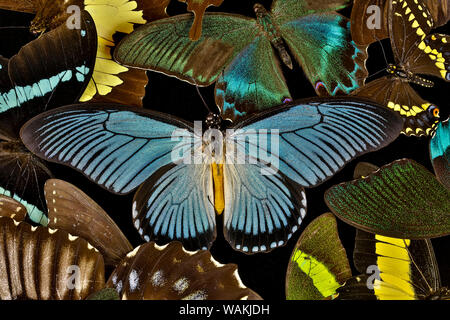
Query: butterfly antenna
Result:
<box><xmin>0</xmin><ymin>26</ymin><xmax>29</xmax><ymax>30</ymax></box>
<box><xmin>191</xmin><ymin>77</ymin><xmax>213</xmax><ymax>114</ymax></box>
<box><xmin>375</xmin><ymin>35</ymin><xmax>389</xmax><ymax>66</ymax></box>
<box><xmin>404</xmin><ymin>239</ymin><xmax>434</xmax><ymax>293</ymax></box>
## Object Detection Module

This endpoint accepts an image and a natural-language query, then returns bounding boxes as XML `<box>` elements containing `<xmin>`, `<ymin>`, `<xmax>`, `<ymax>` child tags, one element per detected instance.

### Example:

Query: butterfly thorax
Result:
<box><xmin>31</xmin><ymin>0</ymin><xmax>84</xmax><ymax>34</ymax></box>
<box><xmin>254</xmin><ymin>3</ymin><xmax>293</xmax><ymax>69</ymax></box>
<box><xmin>386</xmin><ymin>64</ymin><xmax>434</xmax><ymax>88</ymax></box>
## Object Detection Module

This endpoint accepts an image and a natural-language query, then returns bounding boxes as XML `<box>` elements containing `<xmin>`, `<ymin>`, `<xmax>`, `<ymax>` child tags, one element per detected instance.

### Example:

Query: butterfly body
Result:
<box><xmin>386</xmin><ymin>64</ymin><xmax>434</xmax><ymax>87</ymax></box>
<box><xmin>254</xmin><ymin>3</ymin><xmax>293</xmax><ymax>69</ymax></box>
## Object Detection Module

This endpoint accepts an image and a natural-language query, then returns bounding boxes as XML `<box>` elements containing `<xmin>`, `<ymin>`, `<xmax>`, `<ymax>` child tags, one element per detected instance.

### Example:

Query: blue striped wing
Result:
<box><xmin>132</xmin><ymin>161</ymin><xmax>216</xmax><ymax>251</ymax></box>
<box><xmin>20</xmin><ymin>104</ymin><xmax>195</xmax><ymax>194</ymax></box>
<box><xmin>229</xmin><ymin>98</ymin><xmax>403</xmax><ymax>188</ymax></box>
<box><xmin>223</xmin><ymin>160</ymin><xmax>306</xmax><ymax>253</ymax></box>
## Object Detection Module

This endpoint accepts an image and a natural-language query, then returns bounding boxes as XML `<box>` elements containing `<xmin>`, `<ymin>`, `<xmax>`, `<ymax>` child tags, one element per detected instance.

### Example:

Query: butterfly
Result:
<box><xmin>0</xmin><ymin>0</ymin><xmax>153</xmax><ymax>107</ymax></box>
<box><xmin>114</xmin><ymin>0</ymin><xmax>368</xmax><ymax>122</ymax></box>
<box><xmin>430</xmin><ymin>118</ymin><xmax>450</xmax><ymax>189</ymax></box>
<box><xmin>0</xmin><ymin>216</ymin><xmax>105</xmax><ymax>300</ymax></box>
<box><xmin>351</xmin><ymin>0</ymin><xmax>449</xmax><ymax>137</ymax></box>
<box><xmin>44</xmin><ymin>179</ymin><xmax>133</xmax><ymax>266</ymax></box>
<box><xmin>106</xmin><ymin>241</ymin><xmax>262</xmax><ymax>300</ymax></box>
<box><xmin>351</xmin><ymin>0</ymin><xmax>450</xmax><ymax>46</ymax></box>
<box><xmin>324</xmin><ymin>158</ymin><xmax>450</xmax><ymax>239</ymax></box>
<box><xmin>20</xmin><ymin>97</ymin><xmax>402</xmax><ymax>253</ymax></box>
<box><xmin>338</xmin><ymin>230</ymin><xmax>450</xmax><ymax>300</ymax></box>
<box><xmin>285</xmin><ymin>213</ymin><xmax>352</xmax><ymax>300</ymax></box>
<box><xmin>0</xmin><ymin>10</ymin><xmax>97</xmax><ymax>225</ymax></box>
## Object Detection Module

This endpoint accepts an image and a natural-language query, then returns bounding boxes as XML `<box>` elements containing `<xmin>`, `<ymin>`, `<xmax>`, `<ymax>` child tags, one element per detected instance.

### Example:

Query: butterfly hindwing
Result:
<box><xmin>352</xmin><ymin>76</ymin><xmax>440</xmax><ymax>136</ymax></box>
<box><xmin>45</xmin><ymin>179</ymin><xmax>133</xmax><ymax>266</ymax></box>
<box><xmin>106</xmin><ymin>241</ymin><xmax>262</xmax><ymax>300</ymax></box>
<box><xmin>215</xmin><ymin>35</ymin><xmax>292</xmax><ymax>122</ymax></box>
<box><xmin>430</xmin><ymin>118</ymin><xmax>450</xmax><ymax>189</ymax></box>
<box><xmin>278</xmin><ymin>12</ymin><xmax>368</xmax><ymax>96</ymax></box>
<box><xmin>285</xmin><ymin>213</ymin><xmax>352</xmax><ymax>300</ymax></box>
<box><xmin>0</xmin><ymin>216</ymin><xmax>105</xmax><ymax>300</ymax></box>
<box><xmin>132</xmin><ymin>162</ymin><xmax>217</xmax><ymax>251</ymax></box>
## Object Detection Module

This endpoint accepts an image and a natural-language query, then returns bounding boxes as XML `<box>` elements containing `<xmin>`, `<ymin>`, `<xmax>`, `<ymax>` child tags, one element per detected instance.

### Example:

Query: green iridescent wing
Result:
<box><xmin>285</xmin><ymin>213</ymin><xmax>352</xmax><ymax>300</ymax></box>
<box><xmin>325</xmin><ymin>159</ymin><xmax>450</xmax><ymax>239</ymax></box>
<box><xmin>215</xmin><ymin>35</ymin><xmax>291</xmax><ymax>122</ymax></box>
<box><xmin>114</xmin><ymin>13</ymin><xmax>258</xmax><ymax>86</ymax></box>
<box><xmin>270</xmin><ymin>0</ymin><xmax>351</xmax><ymax>25</ymax></box>
<box><xmin>272</xmin><ymin>5</ymin><xmax>368</xmax><ymax>96</ymax></box>
<box><xmin>430</xmin><ymin>118</ymin><xmax>450</xmax><ymax>189</ymax></box>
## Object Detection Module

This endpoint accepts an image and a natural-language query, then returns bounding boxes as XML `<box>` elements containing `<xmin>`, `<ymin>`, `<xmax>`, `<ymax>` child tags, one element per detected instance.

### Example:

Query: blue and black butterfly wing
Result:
<box><xmin>20</xmin><ymin>104</ymin><xmax>195</xmax><ymax>195</ymax></box>
<box><xmin>222</xmin><ymin>160</ymin><xmax>306</xmax><ymax>253</ymax></box>
<box><xmin>222</xmin><ymin>98</ymin><xmax>403</xmax><ymax>253</ymax></box>
<box><xmin>230</xmin><ymin>98</ymin><xmax>403</xmax><ymax>188</ymax></box>
<box><xmin>132</xmin><ymin>161</ymin><xmax>217</xmax><ymax>251</ymax></box>
<box><xmin>0</xmin><ymin>11</ymin><xmax>97</xmax><ymax>224</ymax></box>
<box><xmin>0</xmin><ymin>10</ymin><xmax>97</xmax><ymax>140</ymax></box>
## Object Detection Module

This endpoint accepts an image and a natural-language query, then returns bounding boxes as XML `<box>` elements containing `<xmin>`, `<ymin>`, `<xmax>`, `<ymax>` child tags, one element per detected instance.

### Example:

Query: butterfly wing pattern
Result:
<box><xmin>0</xmin><ymin>10</ymin><xmax>97</xmax><ymax>225</ymax></box>
<box><xmin>21</xmin><ymin>98</ymin><xmax>402</xmax><ymax>253</ymax></box>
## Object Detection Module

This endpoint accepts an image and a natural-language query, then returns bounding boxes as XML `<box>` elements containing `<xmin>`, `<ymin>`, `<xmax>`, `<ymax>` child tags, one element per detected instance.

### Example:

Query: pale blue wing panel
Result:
<box><xmin>278</xmin><ymin>13</ymin><xmax>368</xmax><ymax>96</ymax></box>
<box><xmin>21</xmin><ymin>104</ymin><xmax>195</xmax><ymax>194</ymax></box>
<box><xmin>229</xmin><ymin>98</ymin><xmax>403</xmax><ymax>188</ymax></box>
<box><xmin>132</xmin><ymin>161</ymin><xmax>216</xmax><ymax>251</ymax></box>
<box><xmin>223</xmin><ymin>159</ymin><xmax>306</xmax><ymax>254</ymax></box>
<box><xmin>215</xmin><ymin>35</ymin><xmax>292</xmax><ymax>122</ymax></box>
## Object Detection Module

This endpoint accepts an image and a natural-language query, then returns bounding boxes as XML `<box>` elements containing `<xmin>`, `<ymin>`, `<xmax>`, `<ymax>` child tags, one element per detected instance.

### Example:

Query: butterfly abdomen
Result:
<box><xmin>254</xmin><ymin>3</ymin><xmax>293</xmax><ymax>69</ymax></box>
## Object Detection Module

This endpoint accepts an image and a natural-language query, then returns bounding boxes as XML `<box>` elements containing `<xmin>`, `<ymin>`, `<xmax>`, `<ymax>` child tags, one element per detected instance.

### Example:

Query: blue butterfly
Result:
<box><xmin>20</xmin><ymin>98</ymin><xmax>402</xmax><ymax>253</ymax></box>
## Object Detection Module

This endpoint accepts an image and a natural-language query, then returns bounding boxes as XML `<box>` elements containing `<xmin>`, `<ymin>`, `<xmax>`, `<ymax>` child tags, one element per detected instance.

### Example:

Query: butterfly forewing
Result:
<box><xmin>325</xmin><ymin>159</ymin><xmax>450</xmax><ymax>239</ymax></box>
<box><xmin>45</xmin><ymin>179</ymin><xmax>133</xmax><ymax>266</ymax></box>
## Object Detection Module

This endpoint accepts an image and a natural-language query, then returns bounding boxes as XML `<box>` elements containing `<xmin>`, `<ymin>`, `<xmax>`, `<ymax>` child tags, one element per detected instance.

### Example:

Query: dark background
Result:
<box><xmin>0</xmin><ymin>0</ymin><xmax>449</xmax><ymax>300</ymax></box>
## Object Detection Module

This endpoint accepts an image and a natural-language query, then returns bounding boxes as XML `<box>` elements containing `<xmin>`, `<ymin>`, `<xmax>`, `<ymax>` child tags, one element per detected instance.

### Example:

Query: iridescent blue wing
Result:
<box><xmin>430</xmin><ymin>119</ymin><xmax>450</xmax><ymax>189</ymax></box>
<box><xmin>276</xmin><ymin>13</ymin><xmax>368</xmax><ymax>96</ymax></box>
<box><xmin>132</xmin><ymin>161</ymin><xmax>216</xmax><ymax>251</ymax></box>
<box><xmin>20</xmin><ymin>104</ymin><xmax>194</xmax><ymax>195</ymax></box>
<box><xmin>221</xmin><ymin>97</ymin><xmax>402</xmax><ymax>253</ymax></box>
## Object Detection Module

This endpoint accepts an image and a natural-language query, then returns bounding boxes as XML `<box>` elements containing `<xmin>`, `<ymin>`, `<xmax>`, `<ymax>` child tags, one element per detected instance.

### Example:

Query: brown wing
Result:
<box><xmin>45</xmin><ymin>179</ymin><xmax>133</xmax><ymax>267</ymax></box>
<box><xmin>0</xmin><ymin>217</ymin><xmax>105</xmax><ymax>300</ymax></box>
<box><xmin>106</xmin><ymin>242</ymin><xmax>262</xmax><ymax>300</ymax></box>
<box><xmin>139</xmin><ymin>0</ymin><xmax>171</xmax><ymax>21</ymax></box>
<box><xmin>389</xmin><ymin>0</ymin><xmax>435</xmax><ymax>65</ymax></box>
<box><xmin>424</xmin><ymin>0</ymin><xmax>450</xmax><ymax>27</ymax></box>
<box><xmin>0</xmin><ymin>195</ymin><xmax>27</xmax><ymax>221</ymax></box>
<box><xmin>353</xmin><ymin>76</ymin><xmax>440</xmax><ymax>136</ymax></box>
<box><xmin>0</xmin><ymin>0</ymin><xmax>40</xmax><ymax>13</ymax></box>
<box><xmin>407</xmin><ymin>33</ymin><xmax>450</xmax><ymax>81</ymax></box>
<box><xmin>351</xmin><ymin>0</ymin><xmax>390</xmax><ymax>46</ymax></box>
